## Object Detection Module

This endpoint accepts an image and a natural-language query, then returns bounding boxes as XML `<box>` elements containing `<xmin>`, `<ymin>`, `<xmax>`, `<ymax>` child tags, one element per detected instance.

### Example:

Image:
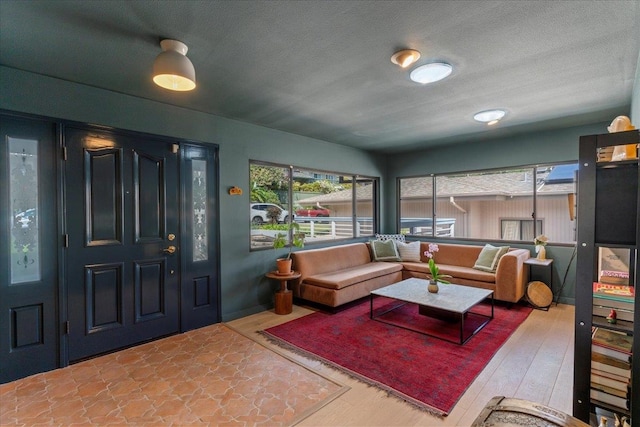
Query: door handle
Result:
<box><xmin>163</xmin><ymin>245</ymin><xmax>177</xmax><ymax>255</ymax></box>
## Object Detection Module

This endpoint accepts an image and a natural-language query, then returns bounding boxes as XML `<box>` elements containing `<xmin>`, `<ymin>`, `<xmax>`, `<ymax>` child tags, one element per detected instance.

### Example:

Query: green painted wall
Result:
<box><xmin>2</xmin><ymin>64</ymin><xmax>637</xmax><ymax>310</ymax></box>
<box><xmin>0</xmin><ymin>66</ymin><xmax>386</xmax><ymax>320</ymax></box>
<box><xmin>631</xmin><ymin>51</ymin><xmax>640</xmax><ymax>125</ymax></box>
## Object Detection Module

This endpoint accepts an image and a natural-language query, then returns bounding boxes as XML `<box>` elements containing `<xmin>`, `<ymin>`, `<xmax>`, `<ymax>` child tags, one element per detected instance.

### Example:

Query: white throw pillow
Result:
<box><xmin>396</xmin><ymin>241</ymin><xmax>421</xmax><ymax>262</ymax></box>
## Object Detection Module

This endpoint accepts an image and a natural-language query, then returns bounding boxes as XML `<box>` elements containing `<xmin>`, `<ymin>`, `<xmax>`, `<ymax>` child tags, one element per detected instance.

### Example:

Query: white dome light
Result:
<box><xmin>409</xmin><ymin>62</ymin><xmax>453</xmax><ymax>84</ymax></box>
<box><xmin>473</xmin><ymin>109</ymin><xmax>506</xmax><ymax>125</ymax></box>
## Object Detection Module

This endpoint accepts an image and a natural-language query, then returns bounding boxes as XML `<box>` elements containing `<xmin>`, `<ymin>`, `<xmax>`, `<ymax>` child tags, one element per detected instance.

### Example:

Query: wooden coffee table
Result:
<box><xmin>370</xmin><ymin>278</ymin><xmax>494</xmax><ymax>344</ymax></box>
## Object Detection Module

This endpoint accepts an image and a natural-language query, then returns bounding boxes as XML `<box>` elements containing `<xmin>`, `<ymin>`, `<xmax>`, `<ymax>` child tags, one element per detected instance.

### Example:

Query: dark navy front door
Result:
<box><xmin>64</xmin><ymin>126</ymin><xmax>180</xmax><ymax>361</ymax></box>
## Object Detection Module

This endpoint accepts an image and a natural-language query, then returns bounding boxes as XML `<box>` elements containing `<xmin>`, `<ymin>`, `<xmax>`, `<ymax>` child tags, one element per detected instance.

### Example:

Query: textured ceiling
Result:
<box><xmin>1</xmin><ymin>1</ymin><xmax>639</xmax><ymax>153</ymax></box>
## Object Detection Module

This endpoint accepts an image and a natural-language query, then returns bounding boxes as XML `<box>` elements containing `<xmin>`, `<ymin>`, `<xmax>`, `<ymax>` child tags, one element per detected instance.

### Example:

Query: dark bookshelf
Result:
<box><xmin>574</xmin><ymin>130</ymin><xmax>639</xmax><ymax>425</ymax></box>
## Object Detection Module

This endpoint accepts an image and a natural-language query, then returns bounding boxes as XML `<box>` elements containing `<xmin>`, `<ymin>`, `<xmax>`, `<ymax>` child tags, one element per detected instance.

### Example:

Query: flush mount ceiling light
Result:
<box><xmin>473</xmin><ymin>109</ymin><xmax>506</xmax><ymax>126</ymax></box>
<box><xmin>153</xmin><ymin>39</ymin><xmax>196</xmax><ymax>91</ymax></box>
<box><xmin>409</xmin><ymin>62</ymin><xmax>453</xmax><ymax>84</ymax></box>
<box><xmin>390</xmin><ymin>49</ymin><xmax>421</xmax><ymax>68</ymax></box>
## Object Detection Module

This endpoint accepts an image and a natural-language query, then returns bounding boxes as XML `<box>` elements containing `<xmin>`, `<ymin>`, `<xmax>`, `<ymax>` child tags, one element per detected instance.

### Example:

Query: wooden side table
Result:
<box><xmin>265</xmin><ymin>270</ymin><xmax>301</xmax><ymax>315</ymax></box>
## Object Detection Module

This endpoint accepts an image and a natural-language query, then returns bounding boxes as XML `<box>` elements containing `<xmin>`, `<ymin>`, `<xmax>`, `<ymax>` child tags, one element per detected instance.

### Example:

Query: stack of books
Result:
<box><xmin>592</xmin><ymin>282</ymin><xmax>635</xmax><ymax>324</ymax></box>
<box><xmin>590</xmin><ymin>327</ymin><xmax>633</xmax><ymax>411</ymax></box>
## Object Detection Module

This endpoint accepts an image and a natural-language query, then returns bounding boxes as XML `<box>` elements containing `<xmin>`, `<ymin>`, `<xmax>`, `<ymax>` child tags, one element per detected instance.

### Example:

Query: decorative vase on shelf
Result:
<box><xmin>428</xmin><ymin>280</ymin><xmax>439</xmax><ymax>293</ymax></box>
<box><xmin>536</xmin><ymin>245</ymin><xmax>546</xmax><ymax>260</ymax></box>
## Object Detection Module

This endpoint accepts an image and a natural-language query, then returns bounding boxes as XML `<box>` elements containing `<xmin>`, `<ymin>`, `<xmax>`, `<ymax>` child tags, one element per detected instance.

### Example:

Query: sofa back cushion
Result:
<box><xmin>291</xmin><ymin>243</ymin><xmax>372</xmax><ymax>281</ymax></box>
<box><xmin>420</xmin><ymin>242</ymin><xmax>483</xmax><ymax>268</ymax></box>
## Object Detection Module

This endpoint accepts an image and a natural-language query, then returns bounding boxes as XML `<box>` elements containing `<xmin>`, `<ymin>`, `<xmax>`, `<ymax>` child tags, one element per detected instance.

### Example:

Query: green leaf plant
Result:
<box><xmin>273</xmin><ymin>222</ymin><xmax>305</xmax><ymax>260</ymax></box>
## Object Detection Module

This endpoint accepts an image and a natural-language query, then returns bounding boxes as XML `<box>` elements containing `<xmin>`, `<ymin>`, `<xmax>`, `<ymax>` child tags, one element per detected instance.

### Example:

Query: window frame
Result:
<box><xmin>250</xmin><ymin>160</ymin><xmax>379</xmax><ymax>251</ymax></box>
<box><xmin>397</xmin><ymin>161</ymin><xmax>577</xmax><ymax>246</ymax></box>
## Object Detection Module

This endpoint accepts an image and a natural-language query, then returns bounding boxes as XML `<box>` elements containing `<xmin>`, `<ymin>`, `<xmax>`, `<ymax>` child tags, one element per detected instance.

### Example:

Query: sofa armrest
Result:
<box><xmin>494</xmin><ymin>249</ymin><xmax>530</xmax><ymax>303</ymax></box>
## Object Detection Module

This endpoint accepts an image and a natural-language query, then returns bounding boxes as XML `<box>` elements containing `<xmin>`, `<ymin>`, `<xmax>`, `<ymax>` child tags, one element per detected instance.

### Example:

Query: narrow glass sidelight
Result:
<box><xmin>192</xmin><ymin>159</ymin><xmax>207</xmax><ymax>262</ymax></box>
<box><xmin>9</xmin><ymin>137</ymin><xmax>40</xmax><ymax>284</ymax></box>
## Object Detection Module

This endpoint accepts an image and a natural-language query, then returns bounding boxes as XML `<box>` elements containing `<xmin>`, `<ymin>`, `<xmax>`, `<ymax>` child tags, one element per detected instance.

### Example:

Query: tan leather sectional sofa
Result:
<box><xmin>290</xmin><ymin>241</ymin><xmax>530</xmax><ymax>308</ymax></box>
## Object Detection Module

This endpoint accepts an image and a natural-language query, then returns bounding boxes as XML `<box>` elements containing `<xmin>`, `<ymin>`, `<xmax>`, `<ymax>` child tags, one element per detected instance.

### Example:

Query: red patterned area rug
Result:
<box><xmin>260</xmin><ymin>297</ymin><xmax>532</xmax><ymax>416</ymax></box>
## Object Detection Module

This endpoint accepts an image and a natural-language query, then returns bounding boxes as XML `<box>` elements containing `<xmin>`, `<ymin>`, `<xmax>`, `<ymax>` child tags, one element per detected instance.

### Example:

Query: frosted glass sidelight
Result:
<box><xmin>9</xmin><ymin>137</ymin><xmax>40</xmax><ymax>284</ymax></box>
<box><xmin>192</xmin><ymin>159</ymin><xmax>207</xmax><ymax>262</ymax></box>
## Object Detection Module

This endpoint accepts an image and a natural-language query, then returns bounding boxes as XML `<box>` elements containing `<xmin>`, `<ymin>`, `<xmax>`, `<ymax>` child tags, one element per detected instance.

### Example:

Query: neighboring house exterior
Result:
<box><xmin>297</xmin><ymin>167</ymin><xmax>577</xmax><ymax>243</ymax></box>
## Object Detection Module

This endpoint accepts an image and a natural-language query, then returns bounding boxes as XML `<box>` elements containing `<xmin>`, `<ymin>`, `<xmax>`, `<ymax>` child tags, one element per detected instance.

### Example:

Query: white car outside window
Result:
<box><xmin>250</xmin><ymin>203</ymin><xmax>291</xmax><ymax>225</ymax></box>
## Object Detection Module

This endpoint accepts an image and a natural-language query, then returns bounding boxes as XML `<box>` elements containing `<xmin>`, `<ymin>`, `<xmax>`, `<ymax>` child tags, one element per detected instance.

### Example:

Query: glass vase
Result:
<box><xmin>428</xmin><ymin>280</ymin><xmax>439</xmax><ymax>293</ymax></box>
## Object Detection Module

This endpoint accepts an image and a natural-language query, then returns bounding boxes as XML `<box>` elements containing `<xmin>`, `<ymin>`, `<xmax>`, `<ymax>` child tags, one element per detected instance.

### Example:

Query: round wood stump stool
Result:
<box><xmin>526</xmin><ymin>280</ymin><xmax>553</xmax><ymax>310</ymax></box>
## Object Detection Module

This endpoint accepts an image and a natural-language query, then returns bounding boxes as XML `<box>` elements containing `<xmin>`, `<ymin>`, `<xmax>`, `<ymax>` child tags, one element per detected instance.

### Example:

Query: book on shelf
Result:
<box><xmin>591</xmin><ymin>352</ymin><xmax>631</xmax><ymax>379</ymax></box>
<box><xmin>600</xmin><ymin>270</ymin><xmax>630</xmax><ymax>285</ymax></box>
<box><xmin>591</xmin><ymin>368</ymin><xmax>631</xmax><ymax>384</ymax></box>
<box><xmin>593</xmin><ymin>305</ymin><xmax>634</xmax><ymax>322</ymax></box>
<box><xmin>590</xmin><ymin>389</ymin><xmax>630</xmax><ymax>410</ymax></box>
<box><xmin>591</xmin><ymin>381</ymin><xmax>629</xmax><ymax>398</ymax></box>
<box><xmin>592</xmin><ymin>344</ymin><xmax>632</xmax><ymax>363</ymax></box>
<box><xmin>597</xmin><ymin>247</ymin><xmax>631</xmax><ymax>286</ymax></box>
<box><xmin>591</xmin><ymin>372</ymin><xmax>630</xmax><ymax>393</ymax></box>
<box><xmin>592</xmin><ymin>327</ymin><xmax>633</xmax><ymax>353</ymax></box>
<box><xmin>593</xmin><ymin>296</ymin><xmax>634</xmax><ymax>312</ymax></box>
<box><xmin>593</xmin><ymin>282</ymin><xmax>635</xmax><ymax>300</ymax></box>
<box><xmin>593</xmin><ymin>283</ymin><xmax>635</xmax><ymax>312</ymax></box>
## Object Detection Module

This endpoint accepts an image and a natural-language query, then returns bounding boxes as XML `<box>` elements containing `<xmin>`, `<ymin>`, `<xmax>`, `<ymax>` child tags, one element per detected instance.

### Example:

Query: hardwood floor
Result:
<box><xmin>228</xmin><ymin>301</ymin><xmax>575</xmax><ymax>426</ymax></box>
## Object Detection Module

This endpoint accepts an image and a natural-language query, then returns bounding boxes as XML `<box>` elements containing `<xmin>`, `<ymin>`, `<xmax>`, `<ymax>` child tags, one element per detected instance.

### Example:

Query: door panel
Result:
<box><xmin>65</xmin><ymin>127</ymin><xmax>179</xmax><ymax>361</ymax></box>
<box><xmin>85</xmin><ymin>147</ymin><xmax>122</xmax><ymax>246</ymax></box>
<box><xmin>135</xmin><ymin>259</ymin><xmax>166</xmax><ymax>321</ymax></box>
<box><xmin>0</xmin><ymin>115</ymin><xmax>58</xmax><ymax>383</ymax></box>
<box><xmin>85</xmin><ymin>263</ymin><xmax>123</xmax><ymax>333</ymax></box>
<box><xmin>134</xmin><ymin>151</ymin><xmax>164</xmax><ymax>242</ymax></box>
<box><xmin>180</xmin><ymin>144</ymin><xmax>220</xmax><ymax>331</ymax></box>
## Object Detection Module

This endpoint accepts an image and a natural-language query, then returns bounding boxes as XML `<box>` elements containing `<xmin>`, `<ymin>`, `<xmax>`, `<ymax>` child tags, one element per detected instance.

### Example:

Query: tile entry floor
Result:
<box><xmin>0</xmin><ymin>324</ymin><xmax>346</xmax><ymax>426</ymax></box>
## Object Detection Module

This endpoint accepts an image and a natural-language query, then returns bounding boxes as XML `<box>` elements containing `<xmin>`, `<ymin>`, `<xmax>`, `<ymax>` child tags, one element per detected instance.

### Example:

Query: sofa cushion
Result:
<box><xmin>402</xmin><ymin>262</ymin><xmax>496</xmax><ymax>283</ymax></box>
<box><xmin>422</xmin><ymin>242</ymin><xmax>483</xmax><ymax>268</ymax></box>
<box><xmin>396</xmin><ymin>241</ymin><xmax>421</xmax><ymax>262</ymax></box>
<box><xmin>375</xmin><ymin>233</ymin><xmax>405</xmax><ymax>243</ymax></box>
<box><xmin>304</xmin><ymin>262</ymin><xmax>403</xmax><ymax>290</ymax></box>
<box><xmin>370</xmin><ymin>239</ymin><xmax>401</xmax><ymax>261</ymax></box>
<box><xmin>291</xmin><ymin>243</ymin><xmax>372</xmax><ymax>280</ymax></box>
<box><xmin>473</xmin><ymin>244</ymin><xmax>510</xmax><ymax>272</ymax></box>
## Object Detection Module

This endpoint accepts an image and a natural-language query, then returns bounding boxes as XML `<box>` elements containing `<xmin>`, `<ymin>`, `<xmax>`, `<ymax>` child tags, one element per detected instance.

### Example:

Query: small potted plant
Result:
<box><xmin>273</xmin><ymin>222</ymin><xmax>305</xmax><ymax>274</ymax></box>
<box><xmin>423</xmin><ymin>243</ymin><xmax>452</xmax><ymax>293</ymax></box>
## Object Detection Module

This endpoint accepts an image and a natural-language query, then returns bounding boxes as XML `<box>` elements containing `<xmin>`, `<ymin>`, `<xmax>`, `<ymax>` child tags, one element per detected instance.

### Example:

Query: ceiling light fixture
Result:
<box><xmin>473</xmin><ymin>109</ymin><xmax>506</xmax><ymax>125</ymax></box>
<box><xmin>153</xmin><ymin>39</ymin><xmax>196</xmax><ymax>91</ymax></box>
<box><xmin>409</xmin><ymin>62</ymin><xmax>453</xmax><ymax>84</ymax></box>
<box><xmin>390</xmin><ymin>49</ymin><xmax>421</xmax><ymax>68</ymax></box>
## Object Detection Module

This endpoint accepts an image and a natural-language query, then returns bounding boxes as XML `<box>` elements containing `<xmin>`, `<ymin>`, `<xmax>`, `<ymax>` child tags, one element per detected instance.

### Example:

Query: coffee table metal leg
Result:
<box><xmin>491</xmin><ymin>293</ymin><xmax>494</xmax><ymax>318</ymax></box>
<box><xmin>370</xmin><ymin>294</ymin><xmax>374</xmax><ymax>319</ymax></box>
